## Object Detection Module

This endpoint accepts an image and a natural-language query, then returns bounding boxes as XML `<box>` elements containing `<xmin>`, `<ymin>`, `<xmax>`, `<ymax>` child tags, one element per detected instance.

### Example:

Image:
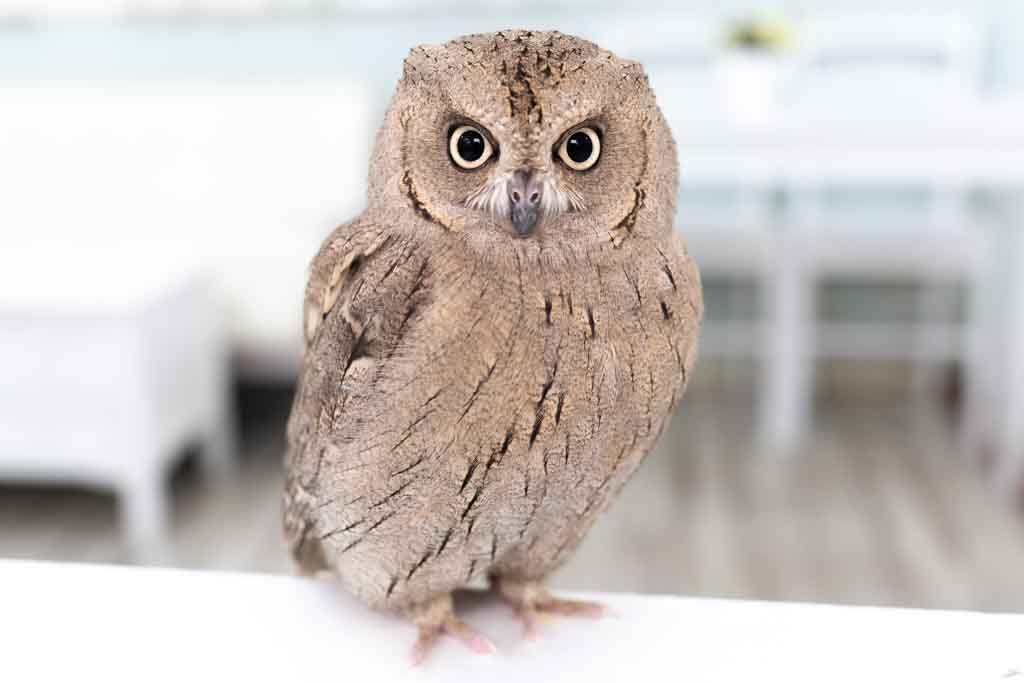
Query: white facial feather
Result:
<box><xmin>465</xmin><ymin>173</ymin><xmax>512</xmax><ymax>218</ymax></box>
<box><xmin>465</xmin><ymin>172</ymin><xmax>585</xmax><ymax>219</ymax></box>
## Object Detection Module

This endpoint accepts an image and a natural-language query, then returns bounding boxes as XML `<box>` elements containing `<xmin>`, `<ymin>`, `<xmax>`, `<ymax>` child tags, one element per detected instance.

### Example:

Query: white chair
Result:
<box><xmin>763</xmin><ymin>10</ymin><xmax>991</xmax><ymax>450</ymax></box>
<box><xmin>0</xmin><ymin>246</ymin><xmax>236</xmax><ymax>561</ymax></box>
<box><xmin>0</xmin><ymin>83</ymin><xmax>376</xmax><ymax>556</ymax></box>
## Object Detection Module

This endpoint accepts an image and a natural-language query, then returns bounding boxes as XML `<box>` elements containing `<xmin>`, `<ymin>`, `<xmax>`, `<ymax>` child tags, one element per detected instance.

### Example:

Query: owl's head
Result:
<box><xmin>368</xmin><ymin>31</ymin><xmax>678</xmax><ymax>255</ymax></box>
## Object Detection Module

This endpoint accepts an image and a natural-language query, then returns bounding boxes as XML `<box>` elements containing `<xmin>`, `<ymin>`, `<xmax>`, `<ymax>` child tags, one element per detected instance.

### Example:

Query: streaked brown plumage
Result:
<box><xmin>283</xmin><ymin>29</ymin><xmax>702</xmax><ymax>660</ymax></box>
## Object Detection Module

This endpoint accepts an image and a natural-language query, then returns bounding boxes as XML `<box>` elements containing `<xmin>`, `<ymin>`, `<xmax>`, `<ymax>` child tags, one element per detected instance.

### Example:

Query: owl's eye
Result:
<box><xmin>449</xmin><ymin>125</ymin><xmax>494</xmax><ymax>170</ymax></box>
<box><xmin>557</xmin><ymin>127</ymin><xmax>601</xmax><ymax>171</ymax></box>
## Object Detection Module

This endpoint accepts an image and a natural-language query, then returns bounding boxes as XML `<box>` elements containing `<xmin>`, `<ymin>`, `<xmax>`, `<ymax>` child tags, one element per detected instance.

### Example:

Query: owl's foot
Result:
<box><xmin>406</xmin><ymin>593</ymin><xmax>496</xmax><ymax>665</ymax></box>
<box><xmin>494</xmin><ymin>576</ymin><xmax>606</xmax><ymax>640</ymax></box>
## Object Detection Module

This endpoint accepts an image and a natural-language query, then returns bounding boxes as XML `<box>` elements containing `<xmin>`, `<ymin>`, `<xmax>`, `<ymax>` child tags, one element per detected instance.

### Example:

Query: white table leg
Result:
<box><xmin>120</xmin><ymin>463</ymin><xmax>170</xmax><ymax>564</ymax></box>
<box><xmin>760</xmin><ymin>248</ymin><xmax>814</xmax><ymax>453</ymax></box>
<box><xmin>197</xmin><ymin>317</ymin><xmax>238</xmax><ymax>483</ymax></box>
<box><xmin>202</xmin><ymin>413</ymin><xmax>239</xmax><ymax>483</ymax></box>
<box><xmin>994</xmin><ymin>189</ymin><xmax>1024</xmax><ymax>495</ymax></box>
<box><xmin>760</xmin><ymin>189</ymin><xmax>817</xmax><ymax>454</ymax></box>
<box><xmin>912</xmin><ymin>189</ymin><xmax>964</xmax><ymax>406</ymax></box>
<box><xmin>959</xmin><ymin>210</ymin><xmax>999</xmax><ymax>459</ymax></box>
<box><xmin>910</xmin><ymin>279</ymin><xmax>956</xmax><ymax>409</ymax></box>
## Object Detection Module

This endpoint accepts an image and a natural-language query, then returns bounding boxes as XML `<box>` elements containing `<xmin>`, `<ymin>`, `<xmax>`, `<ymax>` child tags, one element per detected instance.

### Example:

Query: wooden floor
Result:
<box><xmin>3</xmin><ymin>367</ymin><xmax>1024</xmax><ymax>613</ymax></box>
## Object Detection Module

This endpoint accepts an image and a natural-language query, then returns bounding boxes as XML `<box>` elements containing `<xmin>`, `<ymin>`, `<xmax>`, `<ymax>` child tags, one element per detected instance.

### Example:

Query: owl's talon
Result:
<box><xmin>407</xmin><ymin>594</ymin><xmax>495</xmax><ymax>665</ymax></box>
<box><xmin>443</xmin><ymin>616</ymin><xmax>498</xmax><ymax>655</ymax></box>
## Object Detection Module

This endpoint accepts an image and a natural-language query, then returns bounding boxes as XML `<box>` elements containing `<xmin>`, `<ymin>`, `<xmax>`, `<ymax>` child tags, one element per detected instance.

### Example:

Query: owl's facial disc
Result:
<box><xmin>389</xmin><ymin>32</ymin><xmax>671</xmax><ymax>248</ymax></box>
<box><xmin>461</xmin><ymin>123</ymin><xmax>597</xmax><ymax>238</ymax></box>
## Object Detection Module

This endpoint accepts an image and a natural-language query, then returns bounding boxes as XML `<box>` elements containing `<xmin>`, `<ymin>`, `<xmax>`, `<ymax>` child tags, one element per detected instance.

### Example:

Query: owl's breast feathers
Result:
<box><xmin>284</xmin><ymin>219</ymin><xmax>701</xmax><ymax>606</ymax></box>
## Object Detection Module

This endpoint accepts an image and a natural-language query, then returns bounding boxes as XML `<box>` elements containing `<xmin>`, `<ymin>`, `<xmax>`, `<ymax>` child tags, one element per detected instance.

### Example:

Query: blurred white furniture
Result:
<box><xmin>773</xmin><ymin>10</ymin><xmax>988</xmax><ymax>449</ymax></box>
<box><xmin>0</xmin><ymin>84</ymin><xmax>375</xmax><ymax>379</ymax></box>
<box><xmin>790</xmin><ymin>11</ymin><xmax>983</xmax><ymax>108</ymax></box>
<box><xmin>0</xmin><ymin>247</ymin><xmax>235</xmax><ymax>560</ymax></box>
<box><xmin>2</xmin><ymin>559</ymin><xmax>1021</xmax><ymax>682</ymax></box>
<box><xmin>651</xmin><ymin>11</ymin><xmax>1024</xmax><ymax>493</ymax></box>
<box><xmin>666</xmin><ymin>97</ymin><xmax>1024</xmax><ymax>491</ymax></box>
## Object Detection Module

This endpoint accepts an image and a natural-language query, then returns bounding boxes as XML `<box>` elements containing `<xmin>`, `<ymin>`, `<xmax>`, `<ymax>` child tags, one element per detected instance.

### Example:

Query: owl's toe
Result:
<box><xmin>534</xmin><ymin>596</ymin><xmax>606</xmax><ymax>618</ymax></box>
<box><xmin>407</xmin><ymin>593</ymin><xmax>496</xmax><ymax>665</ymax></box>
<box><xmin>493</xmin><ymin>576</ymin><xmax>607</xmax><ymax>641</ymax></box>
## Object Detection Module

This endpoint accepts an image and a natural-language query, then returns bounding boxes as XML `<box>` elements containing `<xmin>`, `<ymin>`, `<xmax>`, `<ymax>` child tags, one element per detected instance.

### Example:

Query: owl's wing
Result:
<box><xmin>282</xmin><ymin>220</ymin><xmax>424</xmax><ymax>571</ymax></box>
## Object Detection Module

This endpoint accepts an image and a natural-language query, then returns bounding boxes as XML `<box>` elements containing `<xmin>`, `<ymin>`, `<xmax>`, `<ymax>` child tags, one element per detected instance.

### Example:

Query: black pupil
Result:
<box><xmin>456</xmin><ymin>129</ymin><xmax>486</xmax><ymax>163</ymax></box>
<box><xmin>566</xmin><ymin>131</ymin><xmax>593</xmax><ymax>164</ymax></box>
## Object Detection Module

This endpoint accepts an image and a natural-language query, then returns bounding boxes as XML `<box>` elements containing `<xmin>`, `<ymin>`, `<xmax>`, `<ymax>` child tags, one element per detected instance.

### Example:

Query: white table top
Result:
<box><xmin>1</xmin><ymin>559</ymin><xmax>1020</xmax><ymax>682</ymax></box>
<box><xmin>665</xmin><ymin>96</ymin><xmax>1024</xmax><ymax>187</ymax></box>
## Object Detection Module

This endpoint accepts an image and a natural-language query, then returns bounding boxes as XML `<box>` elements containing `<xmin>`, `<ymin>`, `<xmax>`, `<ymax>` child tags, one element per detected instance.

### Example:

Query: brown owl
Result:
<box><xmin>283</xmin><ymin>29</ymin><xmax>702</xmax><ymax>662</ymax></box>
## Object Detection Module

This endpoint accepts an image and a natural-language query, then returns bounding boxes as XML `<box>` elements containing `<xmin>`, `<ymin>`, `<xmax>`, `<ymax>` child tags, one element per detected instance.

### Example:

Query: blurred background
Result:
<box><xmin>3</xmin><ymin>0</ymin><xmax>1024</xmax><ymax>613</ymax></box>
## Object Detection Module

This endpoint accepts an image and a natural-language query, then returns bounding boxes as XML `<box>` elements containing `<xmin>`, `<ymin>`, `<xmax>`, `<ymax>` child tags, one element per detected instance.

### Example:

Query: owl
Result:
<box><xmin>283</xmin><ymin>30</ymin><xmax>702</xmax><ymax>662</ymax></box>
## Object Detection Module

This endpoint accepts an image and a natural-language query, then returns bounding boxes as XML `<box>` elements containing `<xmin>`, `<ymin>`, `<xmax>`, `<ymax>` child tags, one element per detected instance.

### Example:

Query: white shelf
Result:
<box><xmin>1</xmin><ymin>559</ymin><xmax>1020</xmax><ymax>682</ymax></box>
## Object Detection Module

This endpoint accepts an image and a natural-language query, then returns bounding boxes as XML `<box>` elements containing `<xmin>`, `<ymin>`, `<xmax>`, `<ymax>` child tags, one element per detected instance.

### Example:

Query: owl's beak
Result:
<box><xmin>507</xmin><ymin>168</ymin><xmax>542</xmax><ymax>237</ymax></box>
